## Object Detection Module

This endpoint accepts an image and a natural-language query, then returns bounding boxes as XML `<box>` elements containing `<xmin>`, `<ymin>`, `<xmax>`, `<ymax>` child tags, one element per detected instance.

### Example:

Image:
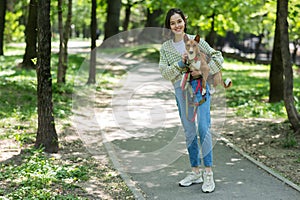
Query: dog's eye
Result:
<box><xmin>186</xmin><ymin>44</ymin><xmax>190</xmax><ymax>48</ymax></box>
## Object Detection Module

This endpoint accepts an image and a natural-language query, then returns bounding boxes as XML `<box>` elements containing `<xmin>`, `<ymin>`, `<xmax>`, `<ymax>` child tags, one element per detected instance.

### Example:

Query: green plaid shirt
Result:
<box><xmin>159</xmin><ymin>34</ymin><xmax>224</xmax><ymax>84</ymax></box>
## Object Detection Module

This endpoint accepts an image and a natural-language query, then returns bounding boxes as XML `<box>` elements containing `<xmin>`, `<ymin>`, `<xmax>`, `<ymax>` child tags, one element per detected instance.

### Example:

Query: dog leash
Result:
<box><xmin>182</xmin><ymin>75</ymin><xmax>207</xmax><ymax>122</ymax></box>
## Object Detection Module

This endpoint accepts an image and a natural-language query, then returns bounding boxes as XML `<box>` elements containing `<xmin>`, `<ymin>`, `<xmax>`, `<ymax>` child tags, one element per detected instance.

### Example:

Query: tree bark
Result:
<box><xmin>206</xmin><ymin>12</ymin><xmax>216</xmax><ymax>48</ymax></box>
<box><xmin>254</xmin><ymin>34</ymin><xmax>263</xmax><ymax>63</ymax></box>
<box><xmin>22</xmin><ymin>0</ymin><xmax>37</xmax><ymax>69</ymax></box>
<box><xmin>122</xmin><ymin>4</ymin><xmax>131</xmax><ymax>31</ymax></box>
<box><xmin>57</xmin><ymin>0</ymin><xmax>64</xmax><ymax>83</ymax></box>
<box><xmin>278</xmin><ymin>0</ymin><xmax>300</xmax><ymax>132</ymax></box>
<box><xmin>63</xmin><ymin>0</ymin><xmax>72</xmax><ymax>81</ymax></box>
<box><xmin>35</xmin><ymin>0</ymin><xmax>58</xmax><ymax>153</ymax></box>
<box><xmin>87</xmin><ymin>0</ymin><xmax>97</xmax><ymax>84</ymax></box>
<box><xmin>104</xmin><ymin>0</ymin><xmax>121</xmax><ymax>40</ymax></box>
<box><xmin>57</xmin><ymin>0</ymin><xmax>72</xmax><ymax>84</ymax></box>
<box><xmin>0</xmin><ymin>0</ymin><xmax>7</xmax><ymax>56</ymax></box>
<box><xmin>137</xmin><ymin>8</ymin><xmax>163</xmax><ymax>43</ymax></box>
<box><xmin>269</xmin><ymin>1</ymin><xmax>284</xmax><ymax>103</ymax></box>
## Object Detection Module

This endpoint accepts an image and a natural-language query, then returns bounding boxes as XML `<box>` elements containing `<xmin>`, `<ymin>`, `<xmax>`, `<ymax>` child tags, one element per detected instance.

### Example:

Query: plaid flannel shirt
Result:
<box><xmin>159</xmin><ymin>34</ymin><xmax>224</xmax><ymax>84</ymax></box>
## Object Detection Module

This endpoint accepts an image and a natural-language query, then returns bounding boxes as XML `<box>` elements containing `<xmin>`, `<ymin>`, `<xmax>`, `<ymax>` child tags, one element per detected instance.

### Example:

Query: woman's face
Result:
<box><xmin>169</xmin><ymin>13</ymin><xmax>185</xmax><ymax>36</ymax></box>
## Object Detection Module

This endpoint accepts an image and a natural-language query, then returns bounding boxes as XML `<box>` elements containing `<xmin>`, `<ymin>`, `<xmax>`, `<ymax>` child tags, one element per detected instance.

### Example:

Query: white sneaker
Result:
<box><xmin>202</xmin><ymin>171</ymin><xmax>215</xmax><ymax>193</ymax></box>
<box><xmin>179</xmin><ymin>171</ymin><xmax>203</xmax><ymax>187</ymax></box>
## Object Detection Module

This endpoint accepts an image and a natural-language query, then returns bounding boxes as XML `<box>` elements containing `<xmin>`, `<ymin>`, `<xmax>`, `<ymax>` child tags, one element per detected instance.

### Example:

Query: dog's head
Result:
<box><xmin>184</xmin><ymin>34</ymin><xmax>200</xmax><ymax>60</ymax></box>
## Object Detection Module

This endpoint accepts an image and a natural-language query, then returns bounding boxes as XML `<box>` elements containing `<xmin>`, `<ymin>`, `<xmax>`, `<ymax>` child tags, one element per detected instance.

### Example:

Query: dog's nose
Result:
<box><xmin>189</xmin><ymin>51</ymin><xmax>193</xmax><ymax>54</ymax></box>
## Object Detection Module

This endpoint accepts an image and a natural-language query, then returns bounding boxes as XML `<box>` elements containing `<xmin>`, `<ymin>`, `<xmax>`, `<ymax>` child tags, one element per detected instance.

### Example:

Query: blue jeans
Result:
<box><xmin>174</xmin><ymin>79</ymin><xmax>213</xmax><ymax>167</ymax></box>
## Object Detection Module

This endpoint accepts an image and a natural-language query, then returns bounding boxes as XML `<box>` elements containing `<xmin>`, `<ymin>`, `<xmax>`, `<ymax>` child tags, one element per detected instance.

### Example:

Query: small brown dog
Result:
<box><xmin>183</xmin><ymin>34</ymin><xmax>210</xmax><ymax>95</ymax></box>
<box><xmin>183</xmin><ymin>34</ymin><xmax>231</xmax><ymax>94</ymax></box>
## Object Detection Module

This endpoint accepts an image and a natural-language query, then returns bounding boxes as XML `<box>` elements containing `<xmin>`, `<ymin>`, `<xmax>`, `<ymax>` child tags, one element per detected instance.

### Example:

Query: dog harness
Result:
<box><xmin>180</xmin><ymin>60</ymin><xmax>207</xmax><ymax>122</ymax></box>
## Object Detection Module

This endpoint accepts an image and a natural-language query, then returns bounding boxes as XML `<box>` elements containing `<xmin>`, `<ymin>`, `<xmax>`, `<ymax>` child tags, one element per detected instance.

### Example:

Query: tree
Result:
<box><xmin>22</xmin><ymin>0</ymin><xmax>37</xmax><ymax>69</ymax></box>
<box><xmin>57</xmin><ymin>0</ymin><xmax>73</xmax><ymax>84</ymax></box>
<box><xmin>104</xmin><ymin>0</ymin><xmax>121</xmax><ymax>40</ymax></box>
<box><xmin>0</xmin><ymin>0</ymin><xmax>7</xmax><ymax>56</ymax></box>
<box><xmin>35</xmin><ymin>0</ymin><xmax>58</xmax><ymax>153</ymax></box>
<box><xmin>87</xmin><ymin>0</ymin><xmax>97</xmax><ymax>84</ymax></box>
<box><xmin>122</xmin><ymin>0</ymin><xmax>144</xmax><ymax>31</ymax></box>
<box><xmin>278</xmin><ymin>0</ymin><xmax>300</xmax><ymax>134</ymax></box>
<box><xmin>137</xmin><ymin>7</ymin><xmax>163</xmax><ymax>43</ymax></box>
<box><xmin>269</xmin><ymin>0</ymin><xmax>284</xmax><ymax>102</ymax></box>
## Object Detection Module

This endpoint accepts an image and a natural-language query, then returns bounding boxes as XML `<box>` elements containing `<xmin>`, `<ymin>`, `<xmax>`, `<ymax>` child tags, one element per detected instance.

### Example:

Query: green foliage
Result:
<box><xmin>0</xmin><ymin>148</ymin><xmax>89</xmax><ymax>199</ymax></box>
<box><xmin>4</xmin><ymin>10</ymin><xmax>25</xmax><ymax>43</ymax></box>
<box><xmin>282</xmin><ymin>132</ymin><xmax>298</xmax><ymax>148</ymax></box>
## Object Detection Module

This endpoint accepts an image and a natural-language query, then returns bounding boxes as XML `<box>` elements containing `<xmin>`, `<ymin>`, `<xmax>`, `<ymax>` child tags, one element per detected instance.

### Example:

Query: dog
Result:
<box><xmin>183</xmin><ymin>34</ymin><xmax>210</xmax><ymax>95</ymax></box>
<box><xmin>183</xmin><ymin>34</ymin><xmax>232</xmax><ymax>94</ymax></box>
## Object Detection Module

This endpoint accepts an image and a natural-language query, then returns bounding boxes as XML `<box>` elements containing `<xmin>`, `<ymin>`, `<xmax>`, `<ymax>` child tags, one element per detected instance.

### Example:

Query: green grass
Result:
<box><xmin>0</xmin><ymin>148</ymin><xmax>89</xmax><ymax>199</ymax></box>
<box><xmin>0</xmin><ymin>52</ymin><xmax>86</xmax><ymax>148</ymax></box>
<box><xmin>0</xmin><ymin>45</ymin><xmax>91</xmax><ymax>199</ymax></box>
<box><xmin>0</xmin><ymin>42</ymin><xmax>134</xmax><ymax>199</ymax></box>
<box><xmin>222</xmin><ymin>59</ymin><xmax>300</xmax><ymax>118</ymax></box>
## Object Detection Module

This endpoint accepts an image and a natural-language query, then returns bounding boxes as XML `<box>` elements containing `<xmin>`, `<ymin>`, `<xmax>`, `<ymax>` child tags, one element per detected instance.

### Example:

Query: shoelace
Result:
<box><xmin>204</xmin><ymin>173</ymin><xmax>211</xmax><ymax>184</ymax></box>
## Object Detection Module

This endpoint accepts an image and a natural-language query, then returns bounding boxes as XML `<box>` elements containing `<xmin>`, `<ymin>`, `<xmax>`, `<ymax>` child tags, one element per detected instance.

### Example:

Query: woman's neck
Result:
<box><xmin>173</xmin><ymin>33</ymin><xmax>184</xmax><ymax>43</ymax></box>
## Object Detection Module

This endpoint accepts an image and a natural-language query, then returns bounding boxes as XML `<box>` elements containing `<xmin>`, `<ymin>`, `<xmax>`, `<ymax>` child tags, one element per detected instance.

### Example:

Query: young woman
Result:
<box><xmin>159</xmin><ymin>8</ymin><xmax>223</xmax><ymax>193</ymax></box>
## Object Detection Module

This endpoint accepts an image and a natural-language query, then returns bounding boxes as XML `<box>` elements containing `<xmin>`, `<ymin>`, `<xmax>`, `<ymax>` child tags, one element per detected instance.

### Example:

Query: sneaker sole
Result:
<box><xmin>202</xmin><ymin>189</ymin><xmax>215</xmax><ymax>193</ymax></box>
<box><xmin>202</xmin><ymin>185</ymin><xmax>215</xmax><ymax>193</ymax></box>
<box><xmin>179</xmin><ymin>179</ymin><xmax>203</xmax><ymax>187</ymax></box>
<box><xmin>202</xmin><ymin>190</ymin><xmax>215</xmax><ymax>193</ymax></box>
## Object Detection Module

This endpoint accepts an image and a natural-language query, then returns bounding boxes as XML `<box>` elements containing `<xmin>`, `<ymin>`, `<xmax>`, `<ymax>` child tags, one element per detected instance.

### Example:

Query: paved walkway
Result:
<box><xmin>72</xmin><ymin>55</ymin><xmax>300</xmax><ymax>200</ymax></box>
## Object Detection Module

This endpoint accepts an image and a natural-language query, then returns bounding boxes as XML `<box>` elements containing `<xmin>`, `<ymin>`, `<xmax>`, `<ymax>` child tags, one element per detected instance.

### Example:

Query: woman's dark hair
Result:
<box><xmin>164</xmin><ymin>8</ymin><xmax>187</xmax><ymax>33</ymax></box>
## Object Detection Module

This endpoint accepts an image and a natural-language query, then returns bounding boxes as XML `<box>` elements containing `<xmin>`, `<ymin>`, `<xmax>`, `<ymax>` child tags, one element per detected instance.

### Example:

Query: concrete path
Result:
<box><xmin>72</xmin><ymin>55</ymin><xmax>300</xmax><ymax>200</ymax></box>
<box><xmin>126</xmin><ymin>140</ymin><xmax>300</xmax><ymax>200</ymax></box>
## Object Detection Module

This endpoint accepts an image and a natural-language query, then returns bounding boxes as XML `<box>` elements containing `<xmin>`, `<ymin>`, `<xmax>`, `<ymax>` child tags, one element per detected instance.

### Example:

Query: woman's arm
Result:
<box><xmin>159</xmin><ymin>47</ymin><xmax>184</xmax><ymax>81</ymax></box>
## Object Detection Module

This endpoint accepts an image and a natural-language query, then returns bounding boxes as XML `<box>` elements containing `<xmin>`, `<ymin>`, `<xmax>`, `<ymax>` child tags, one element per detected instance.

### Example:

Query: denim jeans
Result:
<box><xmin>174</xmin><ymin>79</ymin><xmax>213</xmax><ymax>167</ymax></box>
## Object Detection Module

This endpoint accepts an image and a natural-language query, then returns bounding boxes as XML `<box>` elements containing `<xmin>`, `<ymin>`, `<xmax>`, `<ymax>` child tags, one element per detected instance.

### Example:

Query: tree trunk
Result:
<box><xmin>254</xmin><ymin>34</ymin><xmax>263</xmax><ymax>63</ymax></box>
<box><xmin>57</xmin><ymin>0</ymin><xmax>64</xmax><ymax>83</ymax></box>
<box><xmin>137</xmin><ymin>8</ymin><xmax>163</xmax><ymax>43</ymax></box>
<box><xmin>0</xmin><ymin>0</ymin><xmax>6</xmax><ymax>56</ymax></box>
<box><xmin>206</xmin><ymin>12</ymin><xmax>216</xmax><ymax>48</ymax></box>
<box><xmin>122</xmin><ymin>4</ymin><xmax>131</xmax><ymax>31</ymax></box>
<box><xmin>104</xmin><ymin>0</ymin><xmax>121</xmax><ymax>40</ymax></box>
<box><xmin>63</xmin><ymin>0</ymin><xmax>72</xmax><ymax>81</ymax></box>
<box><xmin>87</xmin><ymin>0</ymin><xmax>97</xmax><ymax>84</ymax></box>
<box><xmin>269</xmin><ymin>1</ymin><xmax>284</xmax><ymax>103</ymax></box>
<box><xmin>22</xmin><ymin>0</ymin><xmax>37</xmax><ymax>69</ymax></box>
<box><xmin>35</xmin><ymin>0</ymin><xmax>58</xmax><ymax>153</ymax></box>
<box><xmin>57</xmin><ymin>0</ymin><xmax>72</xmax><ymax>84</ymax></box>
<box><xmin>278</xmin><ymin>0</ymin><xmax>300</xmax><ymax>133</ymax></box>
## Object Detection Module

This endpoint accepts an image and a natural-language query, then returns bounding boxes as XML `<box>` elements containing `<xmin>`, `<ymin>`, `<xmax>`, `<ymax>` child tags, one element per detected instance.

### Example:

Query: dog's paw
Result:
<box><xmin>202</xmin><ymin>89</ymin><xmax>207</xmax><ymax>96</ymax></box>
<box><xmin>224</xmin><ymin>78</ymin><xmax>232</xmax><ymax>87</ymax></box>
<box><xmin>210</xmin><ymin>87</ymin><xmax>216</xmax><ymax>94</ymax></box>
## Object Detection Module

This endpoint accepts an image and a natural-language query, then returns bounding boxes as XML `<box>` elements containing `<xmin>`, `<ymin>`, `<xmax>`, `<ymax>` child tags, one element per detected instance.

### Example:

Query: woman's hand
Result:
<box><xmin>190</xmin><ymin>69</ymin><xmax>202</xmax><ymax>77</ymax></box>
<box><xmin>182</xmin><ymin>53</ymin><xmax>188</xmax><ymax>64</ymax></box>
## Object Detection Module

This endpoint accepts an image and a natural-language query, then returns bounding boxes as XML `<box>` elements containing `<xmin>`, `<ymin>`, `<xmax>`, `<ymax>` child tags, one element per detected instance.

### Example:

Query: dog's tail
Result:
<box><xmin>223</xmin><ymin>78</ymin><xmax>232</xmax><ymax>88</ymax></box>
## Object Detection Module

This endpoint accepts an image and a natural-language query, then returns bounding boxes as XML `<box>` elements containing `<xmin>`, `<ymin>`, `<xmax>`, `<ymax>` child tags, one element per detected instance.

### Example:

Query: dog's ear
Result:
<box><xmin>183</xmin><ymin>34</ymin><xmax>189</xmax><ymax>43</ymax></box>
<box><xmin>194</xmin><ymin>34</ymin><xmax>200</xmax><ymax>43</ymax></box>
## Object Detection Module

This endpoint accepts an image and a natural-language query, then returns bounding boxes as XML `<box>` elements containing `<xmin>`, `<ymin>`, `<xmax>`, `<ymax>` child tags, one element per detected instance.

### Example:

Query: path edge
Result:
<box><xmin>102</xmin><ymin>140</ymin><xmax>146</xmax><ymax>200</ymax></box>
<box><xmin>220</xmin><ymin>136</ymin><xmax>300</xmax><ymax>192</ymax></box>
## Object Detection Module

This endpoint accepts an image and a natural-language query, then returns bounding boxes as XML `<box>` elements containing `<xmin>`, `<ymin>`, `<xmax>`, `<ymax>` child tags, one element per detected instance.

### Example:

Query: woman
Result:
<box><xmin>159</xmin><ymin>8</ymin><xmax>223</xmax><ymax>193</ymax></box>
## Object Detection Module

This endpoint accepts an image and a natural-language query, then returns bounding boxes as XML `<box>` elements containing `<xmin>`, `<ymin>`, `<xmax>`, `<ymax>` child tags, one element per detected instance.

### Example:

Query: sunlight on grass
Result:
<box><xmin>223</xmin><ymin>59</ymin><xmax>300</xmax><ymax>118</ymax></box>
<box><xmin>0</xmin><ymin>148</ymin><xmax>89</xmax><ymax>199</ymax></box>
